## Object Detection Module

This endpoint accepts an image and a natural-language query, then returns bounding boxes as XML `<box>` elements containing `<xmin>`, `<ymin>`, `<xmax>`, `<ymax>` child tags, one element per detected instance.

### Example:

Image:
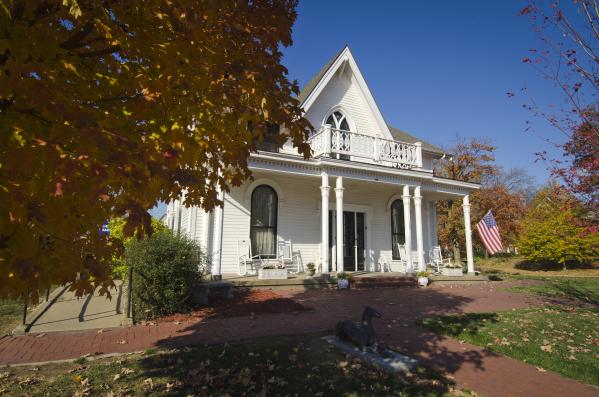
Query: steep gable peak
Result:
<box><xmin>297</xmin><ymin>46</ymin><xmax>393</xmax><ymax>139</ymax></box>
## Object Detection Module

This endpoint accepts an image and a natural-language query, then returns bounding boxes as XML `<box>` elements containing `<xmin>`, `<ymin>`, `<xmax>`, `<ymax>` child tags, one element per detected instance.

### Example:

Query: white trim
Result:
<box><xmin>244</xmin><ymin>178</ymin><xmax>285</xmax><ymax>208</ymax></box>
<box><xmin>386</xmin><ymin>193</ymin><xmax>406</xmax><ymax>213</ymax></box>
<box><xmin>248</xmin><ymin>152</ymin><xmax>479</xmax><ymax>193</ymax></box>
<box><xmin>322</xmin><ymin>106</ymin><xmax>357</xmax><ymax>133</ymax></box>
<box><xmin>300</xmin><ymin>47</ymin><xmax>393</xmax><ymax>140</ymax></box>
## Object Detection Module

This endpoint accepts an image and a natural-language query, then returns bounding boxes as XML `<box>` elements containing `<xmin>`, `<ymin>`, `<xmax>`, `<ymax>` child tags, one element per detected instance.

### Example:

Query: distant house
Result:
<box><xmin>165</xmin><ymin>46</ymin><xmax>479</xmax><ymax>276</ymax></box>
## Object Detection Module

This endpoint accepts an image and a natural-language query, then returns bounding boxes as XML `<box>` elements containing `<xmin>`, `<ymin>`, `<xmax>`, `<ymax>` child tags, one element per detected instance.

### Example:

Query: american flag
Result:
<box><xmin>476</xmin><ymin>210</ymin><xmax>503</xmax><ymax>255</ymax></box>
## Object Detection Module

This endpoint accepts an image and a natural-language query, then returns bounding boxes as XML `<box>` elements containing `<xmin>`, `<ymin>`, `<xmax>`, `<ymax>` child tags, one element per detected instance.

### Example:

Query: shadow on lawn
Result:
<box><xmin>514</xmin><ymin>260</ymin><xmax>598</xmax><ymax>272</ymax></box>
<box><xmin>150</xmin><ymin>285</ymin><xmax>498</xmax><ymax>382</ymax></box>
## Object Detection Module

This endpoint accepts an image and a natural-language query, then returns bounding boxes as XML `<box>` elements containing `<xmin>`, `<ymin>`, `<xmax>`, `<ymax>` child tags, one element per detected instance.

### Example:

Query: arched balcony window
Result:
<box><xmin>325</xmin><ymin>110</ymin><xmax>350</xmax><ymax>131</ymax></box>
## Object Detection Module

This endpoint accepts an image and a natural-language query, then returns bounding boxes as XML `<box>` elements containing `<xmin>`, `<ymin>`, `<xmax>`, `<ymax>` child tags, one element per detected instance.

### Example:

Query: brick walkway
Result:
<box><xmin>1</xmin><ymin>282</ymin><xmax>598</xmax><ymax>397</ymax></box>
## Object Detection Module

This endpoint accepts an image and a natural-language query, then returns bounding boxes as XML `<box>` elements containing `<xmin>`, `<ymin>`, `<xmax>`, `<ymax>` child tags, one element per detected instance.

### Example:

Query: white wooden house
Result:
<box><xmin>165</xmin><ymin>46</ymin><xmax>479</xmax><ymax>276</ymax></box>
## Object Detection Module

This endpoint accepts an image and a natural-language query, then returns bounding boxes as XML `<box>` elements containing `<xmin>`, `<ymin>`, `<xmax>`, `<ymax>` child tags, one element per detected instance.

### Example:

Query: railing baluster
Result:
<box><xmin>306</xmin><ymin>127</ymin><xmax>420</xmax><ymax>168</ymax></box>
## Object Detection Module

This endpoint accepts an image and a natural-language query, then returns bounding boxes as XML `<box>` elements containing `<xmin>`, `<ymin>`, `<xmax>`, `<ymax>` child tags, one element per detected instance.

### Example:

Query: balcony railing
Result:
<box><xmin>305</xmin><ymin>125</ymin><xmax>422</xmax><ymax>169</ymax></box>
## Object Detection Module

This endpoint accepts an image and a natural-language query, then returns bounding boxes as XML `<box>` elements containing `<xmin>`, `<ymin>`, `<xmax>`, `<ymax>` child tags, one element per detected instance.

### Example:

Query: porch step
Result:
<box><xmin>222</xmin><ymin>274</ymin><xmax>337</xmax><ymax>291</ymax></box>
<box><xmin>351</xmin><ymin>275</ymin><xmax>416</xmax><ymax>289</ymax></box>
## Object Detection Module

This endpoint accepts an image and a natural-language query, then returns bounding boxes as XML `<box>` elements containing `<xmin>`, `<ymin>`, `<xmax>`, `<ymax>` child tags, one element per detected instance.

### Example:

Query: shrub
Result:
<box><xmin>518</xmin><ymin>187</ymin><xmax>599</xmax><ymax>268</ymax></box>
<box><xmin>126</xmin><ymin>230</ymin><xmax>209</xmax><ymax>321</ymax></box>
<box><xmin>108</xmin><ymin>217</ymin><xmax>168</xmax><ymax>279</ymax></box>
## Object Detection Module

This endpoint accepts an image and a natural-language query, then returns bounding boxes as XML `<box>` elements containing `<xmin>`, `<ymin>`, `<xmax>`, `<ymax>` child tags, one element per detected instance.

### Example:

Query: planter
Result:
<box><xmin>338</xmin><ymin>279</ymin><xmax>350</xmax><ymax>289</ymax></box>
<box><xmin>441</xmin><ymin>268</ymin><xmax>464</xmax><ymax>277</ymax></box>
<box><xmin>258</xmin><ymin>268</ymin><xmax>288</xmax><ymax>280</ymax></box>
<box><xmin>417</xmin><ymin>277</ymin><xmax>429</xmax><ymax>287</ymax></box>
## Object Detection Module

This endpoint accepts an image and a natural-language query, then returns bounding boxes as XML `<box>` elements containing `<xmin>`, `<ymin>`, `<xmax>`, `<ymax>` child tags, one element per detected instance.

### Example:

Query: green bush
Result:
<box><xmin>518</xmin><ymin>187</ymin><xmax>599</xmax><ymax>268</ymax></box>
<box><xmin>126</xmin><ymin>230</ymin><xmax>209</xmax><ymax>321</ymax></box>
<box><xmin>108</xmin><ymin>216</ymin><xmax>168</xmax><ymax>279</ymax></box>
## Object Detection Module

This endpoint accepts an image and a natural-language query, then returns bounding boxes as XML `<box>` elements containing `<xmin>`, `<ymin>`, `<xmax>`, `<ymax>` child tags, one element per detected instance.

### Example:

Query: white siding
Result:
<box><xmin>215</xmin><ymin>171</ymin><xmax>439</xmax><ymax>274</ymax></box>
<box><xmin>305</xmin><ymin>70</ymin><xmax>383</xmax><ymax>139</ymax></box>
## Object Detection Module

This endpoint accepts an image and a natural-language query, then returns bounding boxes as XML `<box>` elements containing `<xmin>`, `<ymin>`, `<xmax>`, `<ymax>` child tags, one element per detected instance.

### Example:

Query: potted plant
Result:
<box><xmin>306</xmin><ymin>262</ymin><xmax>316</xmax><ymax>277</ymax></box>
<box><xmin>337</xmin><ymin>272</ymin><xmax>351</xmax><ymax>289</ymax></box>
<box><xmin>258</xmin><ymin>261</ymin><xmax>288</xmax><ymax>280</ymax></box>
<box><xmin>416</xmin><ymin>271</ymin><xmax>430</xmax><ymax>287</ymax></box>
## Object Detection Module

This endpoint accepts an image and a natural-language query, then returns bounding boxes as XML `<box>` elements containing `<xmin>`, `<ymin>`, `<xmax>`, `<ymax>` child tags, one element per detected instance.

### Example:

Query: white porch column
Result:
<box><xmin>463</xmin><ymin>195</ymin><xmax>475</xmax><ymax>274</ymax></box>
<box><xmin>335</xmin><ymin>177</ymin><xmax>344</xmax><ymax>273</ymax></box>
<box><xmin>320</xmin><ymin>172</ymin><xmax>330</xmax><ymax>273</ymax></box>
<box><xmin>211</xmin><ymin>188</ymin><xmax>224</xmax><ymax>277</ymax></box>
<box><xmin>402</xmin><ymin>185</ymin><xmax>413</xmax><ymax>272</ymax></box>
<box><xmin>413</xmin><ymin>186</ymin><xmax>425</xmax><ymax>271</ymax></box>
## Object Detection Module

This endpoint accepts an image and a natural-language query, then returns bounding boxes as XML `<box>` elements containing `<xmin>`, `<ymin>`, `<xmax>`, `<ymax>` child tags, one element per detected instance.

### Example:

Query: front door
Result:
<box><xmin>329</xmin><ymin>210</ymin><xmax>366</xmax><ymax>272</ymax></box>
<box><xmin>343</xmin><ymin>211</ymin><xmax>365</xmax><ymax>271</ymax></box>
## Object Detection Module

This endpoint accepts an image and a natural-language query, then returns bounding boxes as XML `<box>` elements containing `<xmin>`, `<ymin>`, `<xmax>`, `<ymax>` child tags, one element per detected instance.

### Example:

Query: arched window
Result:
<box><xmin>250</xmin><ymin>185</ymin><xmax>278</xmax><ymax>258</ymax></box>
<box><xmin>325</xmin><ymin>110</ymin><xmax>351</xmax><ymax>131</ymax></box>
<box><xmin>326</xmin><ymin>110</ymin><xmax>352</xmax><ymax>160</ymax></box>
<box><xmin>390</xmin><ymin>199</ymin><xmax>405</xmax><ymax>260</ymax></box>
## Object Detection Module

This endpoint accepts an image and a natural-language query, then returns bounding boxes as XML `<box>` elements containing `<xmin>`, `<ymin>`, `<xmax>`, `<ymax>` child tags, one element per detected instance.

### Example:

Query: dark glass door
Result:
<box><xmin>343</xmin><ymin>212</ymin><xmax>355</xmax><ymax>271</ymax></box>
<box><xmin>356</xmin><ymin>212</ymin><xmax>365</xmax><ymax>270</ymax></box>
<box><xmin>342</xmin><ymin>211</ymin><xmax>365</xmax><ymax>271</ymax></box>
<box><xmin>329</xmin><ymin>210</ymin><xmax>366</xmax><ymax>272</ymax></box>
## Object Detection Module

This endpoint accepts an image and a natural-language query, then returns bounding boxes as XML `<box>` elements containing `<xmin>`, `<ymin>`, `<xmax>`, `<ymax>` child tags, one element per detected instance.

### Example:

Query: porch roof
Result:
<box><xmin>249</xmin><ymin>151</ymin><xmax>480</xmax><ymax>197</ymax></box>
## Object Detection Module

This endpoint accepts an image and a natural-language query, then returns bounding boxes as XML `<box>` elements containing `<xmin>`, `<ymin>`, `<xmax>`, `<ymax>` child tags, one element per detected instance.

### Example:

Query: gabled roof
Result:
<box><xmin>297</xmin><ymin>46</ymin><xmax>347</xmax><ymax>105</ymax></box>
<box><xmin>387</xmin><ymin>125</ymin><xmax>445</xmax><ymax>156</ymax></box>
<box><xmin>297</xmin><ymin>46</ymin><xmax>446</xmax><ymax>157</ymax></box>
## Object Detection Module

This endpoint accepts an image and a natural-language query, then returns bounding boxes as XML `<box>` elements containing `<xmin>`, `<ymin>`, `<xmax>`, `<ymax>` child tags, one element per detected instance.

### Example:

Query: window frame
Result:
<box><xmin>390</xmin><ymin>199</ymin><xmax>406</xmax><ymax>260</ymax></box>
<box><xmin>250</xmin><ymin>184</ymin><xmax>278</xmax><ymax>258</ymax></box>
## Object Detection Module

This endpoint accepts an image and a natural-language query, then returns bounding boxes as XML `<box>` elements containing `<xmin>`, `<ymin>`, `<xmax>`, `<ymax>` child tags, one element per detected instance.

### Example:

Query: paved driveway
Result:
<box><xmin>27</xmin><ymin>281</ymin><xmax>124</xmax><ymax>334</ymax></box>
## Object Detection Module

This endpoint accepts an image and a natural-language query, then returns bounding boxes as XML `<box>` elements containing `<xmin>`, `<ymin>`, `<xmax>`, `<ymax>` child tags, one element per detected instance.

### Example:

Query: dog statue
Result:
<box><xmin>335</xmin><ymin>306</ymin><xmax>382</xmax><ymax>351</ymax></box>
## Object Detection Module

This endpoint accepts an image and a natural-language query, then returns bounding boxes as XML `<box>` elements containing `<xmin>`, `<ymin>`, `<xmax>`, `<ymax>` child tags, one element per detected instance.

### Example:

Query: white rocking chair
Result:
<box><xmin>237</xmin><ymin>239</ymin><xmax>262</xmax><ymax>276</ymax></box>
<box><xmin>278</xmin><ymin>239</ymin><xmax>302</xmax><ymax>273</ymax></box>
<box><xmin>429</xmin><ymin>246</ymin><xmax>452</xmax><ymax>274</ymax></box>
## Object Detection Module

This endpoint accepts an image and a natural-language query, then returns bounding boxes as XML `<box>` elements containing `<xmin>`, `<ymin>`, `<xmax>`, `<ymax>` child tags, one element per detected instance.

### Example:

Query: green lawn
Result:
<box><xmin>477</xmin><ymin>256</ymin><xmax>599</xmax><ymax>277</ymax></box>
<box><xmin>506</xmin><ymin>277</ymin><xmax>599</xmax><ymax>306</ymax></box>
<box><xmin>0</xmin><ymin>333</ymin><xmax>476</xmax><ymax>397</ymax></box>
<box><xmin>420</xmin><ymin>305</ymin><xmax>599</xmax><ymax>386</ymax></box>
<box><xmin>0</xmin><ymin>299</ymin><xmax>23</xmax><ymax>336</ymax></box>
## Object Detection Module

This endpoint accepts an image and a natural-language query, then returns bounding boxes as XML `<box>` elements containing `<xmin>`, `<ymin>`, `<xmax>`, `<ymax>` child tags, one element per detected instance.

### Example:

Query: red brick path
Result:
<box><xmin>1</xmin><ymin>282</ymin><xmax>598</xmax><ymax>397</ymax></box>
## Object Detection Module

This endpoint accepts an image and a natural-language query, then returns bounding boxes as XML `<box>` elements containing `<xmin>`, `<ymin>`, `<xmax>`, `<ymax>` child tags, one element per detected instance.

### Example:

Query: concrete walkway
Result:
<box><xmin>1</xmin><ymin>282</ymin><xmax>598</xmax><ymax>397</ymax></box>
<box><xmin>26</xmin><ymin>281</ymin><xmax>125</xmax><ymax>334</ymax></box>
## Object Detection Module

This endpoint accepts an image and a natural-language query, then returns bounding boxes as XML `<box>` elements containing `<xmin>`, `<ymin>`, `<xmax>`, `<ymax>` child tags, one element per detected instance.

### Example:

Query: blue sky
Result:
<box><xmin>151</xmin><ymin>1</ymin><xmax>569</xmax><ymax>218</ymax></box>
<box><xmin>283</xmin><ymin>0</ymin><xmax>568</xmax><ymax>182</ymax></box>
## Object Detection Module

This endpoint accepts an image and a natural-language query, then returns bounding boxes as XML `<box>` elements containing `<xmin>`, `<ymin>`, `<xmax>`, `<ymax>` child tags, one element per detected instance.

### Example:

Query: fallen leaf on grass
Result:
<box><xmin>536</xmin><ymin>367</ymin><xmax>546</xmax><ymax>372</ymax></box>
<box><xmin>143</xmin><ymin>378</ymin><xmax>154</xmax><ymax>390</ymax></box>
<box><xmin>540</xmin><ymin>345</ymin><xmax>553</xmax><ymax>352</ymax></box>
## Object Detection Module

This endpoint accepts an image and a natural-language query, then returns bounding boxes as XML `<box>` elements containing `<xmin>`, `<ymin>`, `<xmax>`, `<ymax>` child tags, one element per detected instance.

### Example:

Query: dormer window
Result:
<box><xmin>325</xmin><ymin>111</ymin><xmax>350</xmax><ymax>131</ymax></box>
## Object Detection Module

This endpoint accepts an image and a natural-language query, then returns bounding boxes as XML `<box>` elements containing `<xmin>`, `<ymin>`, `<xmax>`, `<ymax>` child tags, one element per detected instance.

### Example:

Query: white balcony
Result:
<box><xmin>303</xmin><ymin>125</ymin><xmax>423</xmax><ymax>169</ymax></box>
